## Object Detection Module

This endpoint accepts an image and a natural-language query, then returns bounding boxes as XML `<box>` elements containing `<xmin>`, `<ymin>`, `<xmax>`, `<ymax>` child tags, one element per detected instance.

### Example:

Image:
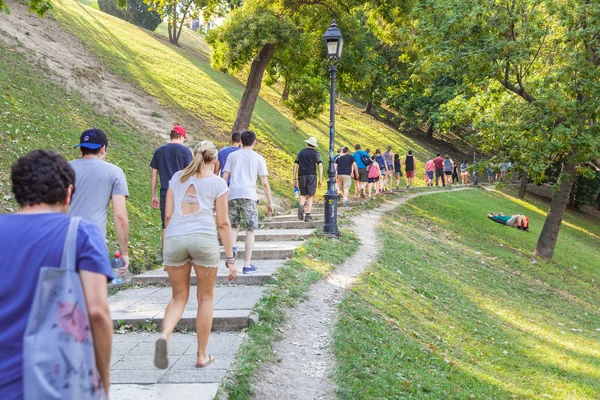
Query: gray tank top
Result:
<box><xmin>444</xmin><ymin>159</ymin><xmax>452</xmax><ymax>171</ymax></box>
<box><xmin>384</xmin><ymin>151</ymin><xmax>393</xmax><ymax>166</ymax></box>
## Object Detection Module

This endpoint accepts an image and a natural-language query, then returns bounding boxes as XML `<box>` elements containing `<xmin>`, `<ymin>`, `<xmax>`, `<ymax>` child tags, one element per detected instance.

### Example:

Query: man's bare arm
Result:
<box><xmin>260</xmin><ymin>175</ymin><xmax>274</xmax><ymax>215</ymax></box>
<box><xmin>151</xmin><ymin>168</ymin><xmax>159</xmax><ymax>209</ymax></box>
<box><xmin>112</xmin><ymin>194</ymin><xmax>129</xmax><ymax>272</ymax></box>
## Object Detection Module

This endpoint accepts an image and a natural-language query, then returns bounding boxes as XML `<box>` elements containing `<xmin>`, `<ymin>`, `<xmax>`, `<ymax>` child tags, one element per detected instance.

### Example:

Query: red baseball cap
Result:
<box><xmin>171</xmin><ymin>125</ymin><xmax>187</xmax><ymax>138</ymax></box>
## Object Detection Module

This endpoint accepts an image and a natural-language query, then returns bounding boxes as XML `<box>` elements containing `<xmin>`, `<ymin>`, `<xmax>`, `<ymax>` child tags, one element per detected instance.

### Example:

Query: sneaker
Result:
<box><xmin>305</xmin><ymin>214</ymin><xmax>313</xmax><ymax>222</ymax></box>
<box><xmin>360</xmin><ymin>189</ymin><xmax>365</xmax><ymax>199</ymax></box>
<box><xmin>243</xmin><ymin>265</ymin><xmax>258</xmax><ymax>274</ymax></box>
<box><xmin>345</xmin><ymin>201</ymin><xmax>350</xmax><ymax>207</ymax></box>
<box><xmin>232</xmin><ymin>246</ymin><xmax>238</xmax><ymax>259</ymax></box>
<box><xmin>297</xmin><ymin>205</ymin><xmax>305</xmax><ymax>221</ymax></box>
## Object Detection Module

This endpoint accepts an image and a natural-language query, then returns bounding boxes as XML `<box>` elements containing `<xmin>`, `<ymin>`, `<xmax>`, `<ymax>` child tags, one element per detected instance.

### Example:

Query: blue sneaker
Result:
<box><xmin>243</xmin><ymin>265</ymin><xmax>258</xmax><ymax>274</ymax></box>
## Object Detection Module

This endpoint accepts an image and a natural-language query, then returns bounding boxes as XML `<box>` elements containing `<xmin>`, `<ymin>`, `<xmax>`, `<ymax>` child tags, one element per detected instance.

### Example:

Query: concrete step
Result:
<box><xmin>131</xmin><ymin>259</ymin><xmax>287</xmax><ymax>286</ymax></box>
<box><xmin>268</xmin><ymin>214</ymin><xmax>324</xmax><ymax>223</ymax></box>
<box><xmin>110</xmin><ymin>286</ymin><xmax>263</xmax><ymax>331</ymax></box>
<box><xmin>236</xmin><ymin>228</ymin><xmax>314</xmax><ymax>241</ymax></box>
<box><xmin>261</xmin><ymin>220</ymin><xmax>322</xmax><ymax>229</ymax></box>
<box><xmin>222</xmin><ymin>241</ymin><xmax>300</xmax><ymax>259</ymax></box>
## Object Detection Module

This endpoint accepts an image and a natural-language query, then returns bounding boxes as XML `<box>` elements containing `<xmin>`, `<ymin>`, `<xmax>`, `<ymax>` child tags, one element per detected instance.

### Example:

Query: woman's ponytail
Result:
<box><xmin>179</xmin><ymin>140</ymin><xmax>218</xmax><ymax>183</ymax></box>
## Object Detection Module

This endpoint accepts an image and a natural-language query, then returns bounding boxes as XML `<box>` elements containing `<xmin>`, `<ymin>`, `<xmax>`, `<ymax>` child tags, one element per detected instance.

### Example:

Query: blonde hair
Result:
<box><xmin>179</xmin><ymin>140</ymin><xmax>218</xmax><ymax>183</ymax></box>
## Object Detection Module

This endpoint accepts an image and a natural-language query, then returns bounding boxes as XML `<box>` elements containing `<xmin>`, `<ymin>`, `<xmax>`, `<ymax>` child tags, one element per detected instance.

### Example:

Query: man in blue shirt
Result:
<box><xmin>151</xmin><ymin>126</ymin><xmax>193</xmax><ymax>245</ymax></box>
<box><xmin>0</xmin><ymin>150</ymin><xmax>113</xmax><ymax>399</ymax></box>
<box><xmin>353</xmin><ymin>144</ymin><xmax>370</xmax><ymax>198</ymax></box>
<box><xmin>215</xmin><ymin>131</ymin><xmax>242</xmax><ymax>181</ymax></box>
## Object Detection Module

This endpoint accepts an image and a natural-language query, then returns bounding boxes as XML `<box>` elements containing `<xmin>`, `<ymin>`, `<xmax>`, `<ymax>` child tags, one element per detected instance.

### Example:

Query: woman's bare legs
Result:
<box><xmin>193</xmin><ymin>265</ymin><xmax>218</xmax><ymax>365</ymax></box>
<box><xmin>160</xmin><ymin>263</ymin><xmax>192</xmax><ymax>340</ymax></box>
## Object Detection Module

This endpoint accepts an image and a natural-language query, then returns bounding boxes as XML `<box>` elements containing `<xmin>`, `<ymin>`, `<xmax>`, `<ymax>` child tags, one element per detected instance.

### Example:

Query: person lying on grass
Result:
<box><xmin>487</xmin><ymin>213</ymin><xmax>529</xmax><ymax>231</ymax></box>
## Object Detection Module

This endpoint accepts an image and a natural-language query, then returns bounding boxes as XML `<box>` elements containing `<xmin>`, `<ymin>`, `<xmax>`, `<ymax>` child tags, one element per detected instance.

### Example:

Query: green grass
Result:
<box><xmin>0</xmin><ymin>41</ymin><xmax>162</xmax><ymax>273</ymax></box>
<box><xmin>335</xmin><ymin>189</ymin><xmax>600</xmax><ymax>399</ymax></box>
<box><xmin>221</xmin><ymin>230</ymin><xmax>360</xmax><ymax>399</ymax></box>
<box><xmin>48</xmin><ymin>0</ymin><xmax>442</xmax><ymax>200</ymax></box>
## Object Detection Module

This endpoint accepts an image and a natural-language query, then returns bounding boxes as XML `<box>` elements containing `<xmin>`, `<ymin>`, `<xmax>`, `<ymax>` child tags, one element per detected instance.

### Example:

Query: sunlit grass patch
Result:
<box><xmin>335</xmin><ymin>189</ymin><xmax>600</xmax><ymax>399</ymax></box>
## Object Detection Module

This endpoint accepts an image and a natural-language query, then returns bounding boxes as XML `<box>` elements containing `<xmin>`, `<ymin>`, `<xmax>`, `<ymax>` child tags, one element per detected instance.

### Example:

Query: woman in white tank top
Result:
<box><xmin>154</xmin><ymin>141</ymin><xmax>236</xmax><ymax>370</ymax></box>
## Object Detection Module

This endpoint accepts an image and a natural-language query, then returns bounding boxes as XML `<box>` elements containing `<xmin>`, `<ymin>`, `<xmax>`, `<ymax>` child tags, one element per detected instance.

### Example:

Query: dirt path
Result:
<box><xmin>251</xmin><ymin>189</ymin><xmax>470</xmax><ymax>399</ymax></box>
<box><xmin>0</xmin><ymin>1</ymin><xmax>176</xmax><ymax>139</ymax></box>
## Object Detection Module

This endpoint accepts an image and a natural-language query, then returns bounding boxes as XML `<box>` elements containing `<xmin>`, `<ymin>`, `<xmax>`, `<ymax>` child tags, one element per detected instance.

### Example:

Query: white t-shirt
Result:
<box><xmin>223</xmin><ymin>148</ymin><xmax>268</xmax><ymax>201</ymax></box>
<box><xmin>165</xmin><ymin>172</ymin><xmax>229</xmax><ymax>238</ymax></box>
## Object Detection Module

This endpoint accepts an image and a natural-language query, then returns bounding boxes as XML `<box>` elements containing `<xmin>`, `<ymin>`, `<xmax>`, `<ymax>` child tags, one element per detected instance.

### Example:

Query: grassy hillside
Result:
<box><xmin>0</xmin><ymin>42</ymin><xmax>162</xmax><ymax>272</ymax></box>
<box><xmin>335</xmin><ymin>189</ymin><xmax>600</xmax><ymax>399</ymax></box>
<box><xmin>51</xmin><ymin>0</ymin><xmax>440</xmax><ymax>199</ymax></box>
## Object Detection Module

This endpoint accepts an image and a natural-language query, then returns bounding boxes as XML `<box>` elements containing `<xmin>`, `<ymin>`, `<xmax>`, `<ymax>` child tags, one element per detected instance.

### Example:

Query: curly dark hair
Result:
<box><xmin>11</xmin><ymin>149</ymin><xmax>75</xmax><ymax>207</ymax></box>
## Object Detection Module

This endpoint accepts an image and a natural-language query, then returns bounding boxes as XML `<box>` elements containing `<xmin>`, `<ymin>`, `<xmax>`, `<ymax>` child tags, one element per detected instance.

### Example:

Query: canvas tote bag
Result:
<box><xmin>23</xmin><ymin>217</ymin><xmax>106</xmax><ymax>400</ymax></box>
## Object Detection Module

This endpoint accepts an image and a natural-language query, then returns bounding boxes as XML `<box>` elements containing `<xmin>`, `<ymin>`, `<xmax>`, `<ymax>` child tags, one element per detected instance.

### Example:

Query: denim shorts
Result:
<box><xmin>163</xmin><ymin>233</ymin><xmax>220</xmax><ymax>268</ymax></box>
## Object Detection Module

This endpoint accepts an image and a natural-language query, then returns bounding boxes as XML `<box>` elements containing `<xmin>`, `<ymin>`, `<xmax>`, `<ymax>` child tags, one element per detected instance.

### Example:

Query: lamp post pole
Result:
<box><xmin>323</xmin><ymin>61</ymin><xmax>339</xmax><ymax>236</ymax></box>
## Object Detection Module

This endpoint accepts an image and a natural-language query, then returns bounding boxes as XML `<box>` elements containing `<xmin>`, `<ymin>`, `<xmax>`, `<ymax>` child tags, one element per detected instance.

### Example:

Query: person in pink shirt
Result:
<box><xmin>425</xmin><ymin>159</ymin><xmax>435</xmax><ymax>186</ymax></box>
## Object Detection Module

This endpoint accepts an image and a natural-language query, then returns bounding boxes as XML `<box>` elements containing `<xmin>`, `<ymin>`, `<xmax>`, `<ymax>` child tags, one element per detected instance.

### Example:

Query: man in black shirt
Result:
<box><xmin>293</xmin><ymin>137</ymin><xmax>323</xmax><ymax>222</ymax></box>
<box><xmin>334</xmin><ymin>147</ymin><xmax>357</xmax><ymax>207</ymax></box>
<box><xmin>150</xmin><ymin>126</ymin><xmax>193</xmax><ymax>245</ymax></box>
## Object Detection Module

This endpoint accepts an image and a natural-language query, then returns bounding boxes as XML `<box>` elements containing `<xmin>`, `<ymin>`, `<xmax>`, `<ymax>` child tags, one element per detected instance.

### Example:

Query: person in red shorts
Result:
<box><xmin>404</xmin><ymin>150</ymin><xmax>416</xmax><ymax>189</ymax></box>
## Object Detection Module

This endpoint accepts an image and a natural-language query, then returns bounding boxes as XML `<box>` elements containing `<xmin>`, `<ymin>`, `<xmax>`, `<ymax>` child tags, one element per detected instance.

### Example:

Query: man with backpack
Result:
<box><xmin>353</xmin><ymin>144</ymin><xmax>371</xmax><ymax>198</ymax></box>
<box><xmin>0</xmin><ymin>150</ymin><xmax>113</xmax><ymax>399</ymax></box>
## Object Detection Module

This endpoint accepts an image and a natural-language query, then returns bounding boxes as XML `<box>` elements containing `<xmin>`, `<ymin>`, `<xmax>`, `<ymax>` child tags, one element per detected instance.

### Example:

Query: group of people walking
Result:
<box><xmin>424</xmin><ymin>153</ymin><xmax>470</xmax><ymax>187</ymax></box>
<box><xmin>0</xmin><ymin>126</ymin><xmax>274</xmax><ymax>399</ymax></box>
<box><xmin>291</xmin><ymin>140</ymin><xmax>418</xmax><ymax>216</ymax></box>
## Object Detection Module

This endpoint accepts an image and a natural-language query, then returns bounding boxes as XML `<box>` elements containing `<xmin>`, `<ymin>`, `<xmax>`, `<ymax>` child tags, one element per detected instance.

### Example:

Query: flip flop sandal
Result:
<box><xmin>154</xmin><ymin>338</ymin><xmax>168</xmax><ymax>369</ymax></box>
<box><xmin>195</xmin><ymin>355</ymin><xmax>215</xmax><ymax>368</ymax></box>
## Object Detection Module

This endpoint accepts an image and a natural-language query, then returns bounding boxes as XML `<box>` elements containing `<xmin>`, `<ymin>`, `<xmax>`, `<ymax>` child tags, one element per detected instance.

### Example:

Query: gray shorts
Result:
<box><xmin>229</xmin><ymin>198</ymin><xmax>259</xmax><ymax>231</ymax></box>
<box><xmin>163</xmin><ymin>233</ymin><xmax>220</xmax><ymax>268</ymax></box>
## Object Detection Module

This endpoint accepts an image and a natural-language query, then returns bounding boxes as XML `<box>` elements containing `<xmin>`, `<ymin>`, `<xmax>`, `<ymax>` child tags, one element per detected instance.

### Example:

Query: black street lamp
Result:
<box><xmin>322</xmin><ymin>20</ymin><xmax>343</xmax><ymax>236</ymax></box>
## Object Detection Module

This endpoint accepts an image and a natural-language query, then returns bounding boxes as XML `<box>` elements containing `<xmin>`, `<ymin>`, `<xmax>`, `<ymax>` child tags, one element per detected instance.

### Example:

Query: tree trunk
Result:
<box><xmin>232</xmin><ymin>44</ymin><xmax>276</xmax><ymax>132</ymax></box>
<box><xmin>596</xmin><ymin>191</ymin><xmax>600</xmax><ymax>211</ymax></box>
<box><xmin>364</xmin><ymin>100</ymin><xmax>373</xmax><ymax>115</ymax></box>
<box><xmin>175</xmin><ymin>8</ymin><xmax>190</xmax><ymax>46</ymax></box>
<box><xmin>534</xmin><ymin>160</ymin><xmax>577</xmax><ymax>260</ymax></box>
<box><xmin>281</xmin><ymin>79</ymin><xmax>289</xmax><ymax>102</ymax></box>
<box><xmin>518</xmin><ymin>170</ymin><xmax>528</xmax><ymax>198</ymax></box>
<box><xmin>426</xmin><ymin>121</ymin><xmax>434</xmax><ymax>140</ymax></box>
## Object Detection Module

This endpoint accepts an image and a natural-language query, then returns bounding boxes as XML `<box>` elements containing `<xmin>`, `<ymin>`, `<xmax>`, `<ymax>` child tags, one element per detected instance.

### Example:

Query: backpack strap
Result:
<box><xmin>60</xmin><ymin>217</ymin><xmax>81</xmax><ymax>271</ymax></box>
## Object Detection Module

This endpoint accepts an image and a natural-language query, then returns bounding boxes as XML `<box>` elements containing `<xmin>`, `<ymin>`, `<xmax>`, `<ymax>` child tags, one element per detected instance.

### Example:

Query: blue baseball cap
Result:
<box><xmin>74</xmin><ymin>128</ymin><xmax>108</xmax><ymax>150</ymax></box>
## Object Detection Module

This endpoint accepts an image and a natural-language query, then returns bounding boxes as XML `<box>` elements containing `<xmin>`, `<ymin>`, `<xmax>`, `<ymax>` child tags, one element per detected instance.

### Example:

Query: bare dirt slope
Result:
<box><xmin>0</xmin><ymin>1</ymin><xmax>176</xmax><ymax>140</ymax></box>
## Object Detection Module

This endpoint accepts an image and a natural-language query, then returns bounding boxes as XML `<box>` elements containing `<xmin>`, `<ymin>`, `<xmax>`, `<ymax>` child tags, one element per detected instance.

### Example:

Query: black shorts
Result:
<box><xmin>444</xmin><ymin>171</ymin><xmax>453</xmax><ymax>176</ymax></box>
<box><xmin>298</xmin><ymin>175</ymin><xmax>317</xmax><ymax>196</ymax></box>
<box><xmin>160</xmin><ymin>195</ymin><xmax>166</xmax><ymax>229</ymax></box>
<box><xmin>368</xmin><ymin>177</ymin><xmax>379</xmax><ymax>183</ymax></box>
<box><xmin>358</xmin><ymin>168</ymin><xmax>369</xmax><ymax>183</ymax></box>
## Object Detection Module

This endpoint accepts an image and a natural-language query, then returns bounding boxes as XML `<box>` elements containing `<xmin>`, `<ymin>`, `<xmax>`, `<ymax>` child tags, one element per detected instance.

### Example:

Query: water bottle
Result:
<box><xmin>294</xmin><ymin>186</ymin><xmax>300</xmax><ymax>198</ymax></box>
<box><xmin>111</xmin><ymin>251</ymin><xmax>124</xmax><ymax>284</ymax></box>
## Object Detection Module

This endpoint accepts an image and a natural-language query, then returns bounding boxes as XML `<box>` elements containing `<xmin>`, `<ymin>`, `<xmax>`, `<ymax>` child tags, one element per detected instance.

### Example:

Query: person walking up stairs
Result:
<box><xmin>293</xmin><ymin>137</ymin><xmax>323</xmax><ymax>222</ymax></box>
<box><xmin>222</xmin><ymin>130</ymin><xmax>274</xmax><ymax>274</ymax></box>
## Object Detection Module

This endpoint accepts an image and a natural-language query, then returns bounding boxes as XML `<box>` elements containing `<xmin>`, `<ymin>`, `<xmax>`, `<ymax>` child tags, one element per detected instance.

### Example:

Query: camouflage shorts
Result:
<box><xmin>228</xmin><ymin>199</ymin><xmax>259</xmax><ymax>231</ymax></box>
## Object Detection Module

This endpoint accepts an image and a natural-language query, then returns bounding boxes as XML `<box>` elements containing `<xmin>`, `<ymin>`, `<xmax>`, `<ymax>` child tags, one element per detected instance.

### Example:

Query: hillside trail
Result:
<box><xmin>251</xmin><ymin>188</ymin><xmax>471</xmax><ymax>399</ymax></box>
<box><xmin>0</xmin><ymin>1</ymin><xmax>175</xmax><ymax>140</ymax></box>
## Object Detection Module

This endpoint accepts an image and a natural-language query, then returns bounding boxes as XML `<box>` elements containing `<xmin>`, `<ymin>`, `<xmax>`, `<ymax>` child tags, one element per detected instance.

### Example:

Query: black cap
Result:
<box><xmin>74</xmin><ymin>128</ymin><xmax>108</xmax><ymax>150</ymax></box>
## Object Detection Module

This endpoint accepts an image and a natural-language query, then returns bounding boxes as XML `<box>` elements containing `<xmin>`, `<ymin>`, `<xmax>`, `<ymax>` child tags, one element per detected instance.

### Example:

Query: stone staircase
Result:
<box><xmin>108</xmin><ymin>198</ymin><xmax>368</xmax><ymax>398</ymax></box>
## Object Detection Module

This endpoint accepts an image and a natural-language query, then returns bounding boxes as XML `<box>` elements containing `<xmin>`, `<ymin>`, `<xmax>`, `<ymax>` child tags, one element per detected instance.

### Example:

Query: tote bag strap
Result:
<box><xmin>60</xmin><ymin>217</ymin><xmax>81</xmax><ymax>271</ymax></box>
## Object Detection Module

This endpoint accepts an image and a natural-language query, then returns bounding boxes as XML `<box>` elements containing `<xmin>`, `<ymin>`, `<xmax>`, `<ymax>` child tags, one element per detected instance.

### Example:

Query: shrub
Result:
<box><xmin>98</xmin><ymin>0</ymin><xmax>162</xmax><ymax>31</ymax></box>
